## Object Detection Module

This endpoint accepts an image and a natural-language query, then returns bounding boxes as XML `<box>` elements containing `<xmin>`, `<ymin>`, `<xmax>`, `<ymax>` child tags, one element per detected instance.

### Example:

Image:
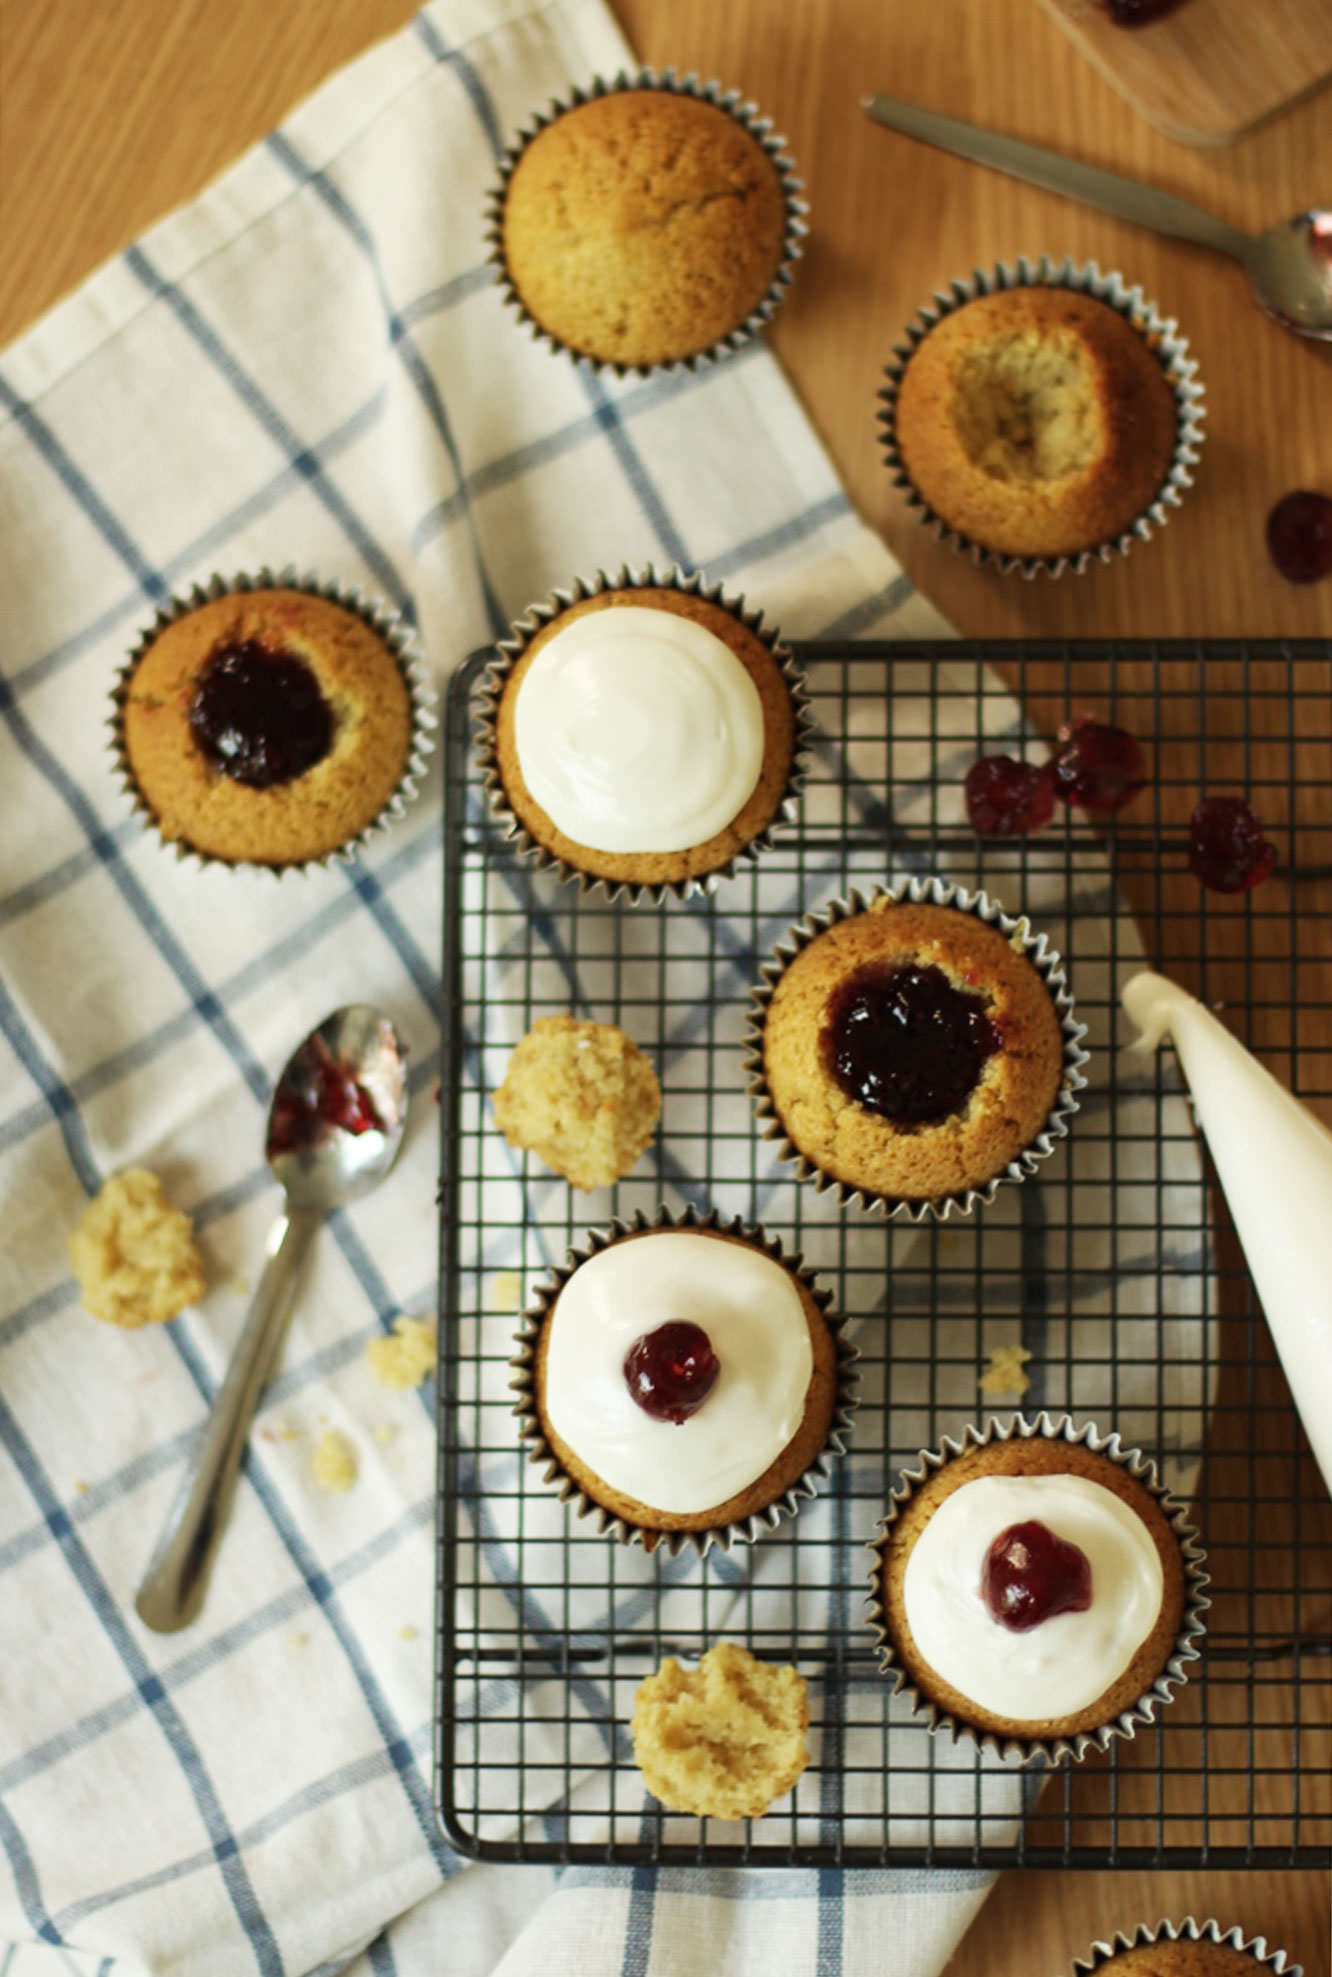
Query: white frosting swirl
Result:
<box><xmin>542</xmin><ymin>1232</ymin><xmax>814</xmax><ymax>1515</ymax></box>
<box><xmin>512</xmin><ymin>605</ymin><xmax>766</xmax><ymax>852</ymax></box>
<box><xmin>901</xmin><ymin>1471</ymin><xmax>1165</xmax><ymax>1721</ymax></box>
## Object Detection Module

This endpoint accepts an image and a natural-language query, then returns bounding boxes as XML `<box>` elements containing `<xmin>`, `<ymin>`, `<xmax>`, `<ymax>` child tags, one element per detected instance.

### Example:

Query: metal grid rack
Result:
<box><xmin>434</xmin><ymin>639</ymin><xmax>1332</xmax><ymax>1869</ymax></box>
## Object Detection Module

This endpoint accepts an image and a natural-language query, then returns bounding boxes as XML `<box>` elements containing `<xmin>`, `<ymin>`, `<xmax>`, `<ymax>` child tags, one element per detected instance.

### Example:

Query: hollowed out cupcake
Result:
<box><xmin>746</xmin><ymin>876</ymin><xmax>1086</xmax><ymax>1219</ymax></box>
<box><xmin>488</xmin><ymin>71</ymin><xmax>807</xmax><ymax>375</ymax></box>
<box><xmin>878</xmin><ymin>257</ymin><xmax>1205</xmax><ymax>577</ymax></box>
<box><xmin>1072</xmin><ymin>1919</ymin><xmax>1301</xmax><ymax>1977</ymax></box>
<box><xmin>866</xmin><ymin>1414</ymin><xmax>1209</xmax><ymax>1764</ymax></box>
<box><xmin>510</xmin><ymin>1207</ymin><xmax>857</xmax><ymax>1556</ymax></box>
<box><xmin>477</xmin><ymin>566</ymin><xmax>808</xmax><ymax>904</ymax></box>
<box><xmin>113</xmin><ymin>571</ymin><xmax>435</xmax><ymax>869</ymax></box>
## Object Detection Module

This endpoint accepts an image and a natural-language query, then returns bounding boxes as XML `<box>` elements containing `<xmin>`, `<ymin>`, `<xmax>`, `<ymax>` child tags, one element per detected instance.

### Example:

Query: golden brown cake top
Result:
<box><xmin>1091</xmin><ymin>1942</ymin><xmax>1276</xmax><ymax>1977</ymax></box>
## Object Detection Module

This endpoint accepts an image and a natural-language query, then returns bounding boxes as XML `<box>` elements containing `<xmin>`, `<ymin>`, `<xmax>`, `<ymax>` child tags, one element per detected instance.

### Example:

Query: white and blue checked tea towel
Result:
<box><xmin>0</xmin><ymin>0</ymin><xmax>1208</xmax><ymax>1971</ymax></box>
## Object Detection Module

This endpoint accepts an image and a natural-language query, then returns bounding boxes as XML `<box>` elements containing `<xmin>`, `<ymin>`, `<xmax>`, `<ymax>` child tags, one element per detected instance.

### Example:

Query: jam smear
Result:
<box><xmin>189</xmin><ymin>640</ymin><xmax>333</xmax><ymax>787</ymax></box>
<box><xmin>822</xmin><ymin>962</ymin><xmax>1001</xmax><ymax>1126</ymax></box>
<box><xmin>268</xmin><ymin>1036</ymin><xmax>386</xmax><ymax>1156</ymax></box>
<box><xmin>624</xmin><ymin>1320</ymin><xmax>720</xmax><ymax>1424</ymax></box>
<box><xmin>1050</xmin><ymin>718</ymin><xmax>1147</xmax><ymax>814</ymax></box>
<box><xmin>965</xmin><ymin>755</ymin><xmax>1057</xmax><ymax>838</ymax></box>
<box><xmin>1266</xmin><ymin>491</ymin><xmax>1332</xmax><ymax>585</ymax></box>
<box><xmin>1188</xmin><ymin>796</ymin><xmax>1276</xmax><ymax>894</ymax></box>
<box><xmin>981</xmin><ymin>1519</ymin><xmax>1093</xmax><ymax>1633</ymax></box>
<box><xmin>1102</xmin><ymin>0</ymin><xmax>1185</xmax><ymax>22</ymax></box>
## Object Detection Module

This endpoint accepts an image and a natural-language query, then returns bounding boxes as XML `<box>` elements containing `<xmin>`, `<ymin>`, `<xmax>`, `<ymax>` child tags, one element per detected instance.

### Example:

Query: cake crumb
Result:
<box><xmin>312</xmin><ymin>1429</ymin><xmax>358</xmax><ymax>1493</ymax></box>
<box><xmin>371</xmin><ymin>1422</ymin><xmax>399</xmax><ymax>1448</ymax></box>
<box><xmin>289</xmin><ymin>1633</ymin><xmax>309</xmax><ymax>1651</ymax></box>
<box><xmin>69</xmin><ymin>1168</ymin><xmax>205</xmax><ymax>1328</ymax></box>
<box><xmin>74</xmin><ymin>1481</ymin><xmax>89</xmax><ymax>1495</ymax></box>
<box><xmin>491</xmin><ymin>1270</ymin><xmax>522</xmax><ymax>1312</ymax></box>
<box><xmin>980</xmin><ymin>1343</ymin><xmax>1033</xmax><ymax>1397</ymax></box>
<box><xmin>398</xmin><ymin>1624</ymin><xmax>419</xmax><ymax>1642</ymax></box>
<box><xmin>494</xmin><ymin>1016</ymin><xmax>660</xmax><ymax>1190</ymax></box>
<box><xmin>631</xmin><ymin>1642</ymin><xmax>809</xmax><ymax>1820</ymax></box>
<box><xmin>366</xmin><ymin>1315</ymin><xmax>437</xmax><ymax>1391</ymax></box>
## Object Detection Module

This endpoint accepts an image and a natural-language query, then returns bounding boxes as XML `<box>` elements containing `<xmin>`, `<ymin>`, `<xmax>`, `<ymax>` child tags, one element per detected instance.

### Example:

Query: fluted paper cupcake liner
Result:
<box><xmin>1074</xmin><ymin>1917</ymin><xmax>1300</xmax><ymax>1977</ymax></box>
<box><xmin>877</xmin><ymin>255</ymin><xmax>1206</xmax><ymax>579</ymax></box>
<box><xmin>509</xmin><ymin>1203</ymin><xmax>858</xmax><ymax>1558</ymax></box>
<box><xmin>475</xmin><ymin>563</ymin><xmax>811</xmax><ymax>906</ymax></box>
<box><xmin>485</xmin><ymin>69</ymin><xmax>808</xmax><ymax>378</ymax></box>
<box><xmin>745</xmin><ymin>874</ymin><xmax>1089</xmax><ymax>1221</ymax></box>
<box><xmin>110</xmin><ymin>566</ymin><xmax>437</xmax><ymax>875</ymax></box>
<box><xmin>865</xmin><ymin>1412</ymin><xmax>1210</xmax><ymax>1766</ymax></box>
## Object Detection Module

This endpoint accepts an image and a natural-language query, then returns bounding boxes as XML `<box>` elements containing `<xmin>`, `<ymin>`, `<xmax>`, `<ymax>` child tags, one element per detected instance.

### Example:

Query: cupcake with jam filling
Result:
<box><xmin>113</xmin><ymin>572</ymin><xmax>434</xmax><ymax>869</ymax></box>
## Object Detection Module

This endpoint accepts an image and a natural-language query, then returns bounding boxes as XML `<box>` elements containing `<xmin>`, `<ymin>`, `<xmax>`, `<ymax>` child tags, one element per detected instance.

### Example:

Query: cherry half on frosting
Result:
<box><xmin>981</xmin><ymin>1519</ymin><xmax>1094</xmax><ymax>1633</ymax></box>
<box><xmin>964</xmin><ymin>755</ymin><xmax>1057</xmax><ymax>838</ymax></box>
<box><xmin>1188</xmin><ymin>796</ymin><xmax>1277</xmax><ymax>894</ymax></box>
<box><xmin>1050</xmin><ymin>718</ymin><xmax>1147</xmax><ymax>814</ymax></box>
<box><xmin>624</xmin><ymin>1320</ymin><xmax>720</xmax><ymax>1424</ymax></box>
<box><xmin>189</xmin><ymin>640</ymin><xmax>333</xmax><ymax>787</ymax></box>
<box><xmin>822</xmin><ymin>961</ymin><xmax>1001</xmax><ymax>1126</ymax></box>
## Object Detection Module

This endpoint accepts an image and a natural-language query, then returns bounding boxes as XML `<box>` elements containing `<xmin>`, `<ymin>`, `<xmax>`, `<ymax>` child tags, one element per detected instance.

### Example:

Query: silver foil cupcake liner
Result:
<box><xmin>865</xmin><ymin>1411</ymin><xmax>1210</xmax><ymax>1767</ymax></box>
<box><xmin>877</xmin><ymin>255</ymin><xmax>1206</xmax><ymax>579</ymax></box>
<box><xmin>110</xmin><ymin>565</ymin><xmax>437</xmax><ymax>875</ymax></box>
<box><xmin>485</xmin><ymin>68</ymin><xmax>808</xmax><ymax>378</ymax></box>
<box><xmin>1074</xmin><ymin>1917</ymin><xmax>1300</xmax><ymax>1977</ymax></box>
<box><xmin>744</xmin><ymin>874</ymin><xmax>1089</xmax><ymax>1221</ymax></box>
<box><xmin>475</xmin><ymin>562</ymin><xmax>812</xmax><ymax>906</ymax></box>
<box><xmin>508</xmin><ymin>1203</ymin><xmax>859</xmax><ymax>1558</ymax></box>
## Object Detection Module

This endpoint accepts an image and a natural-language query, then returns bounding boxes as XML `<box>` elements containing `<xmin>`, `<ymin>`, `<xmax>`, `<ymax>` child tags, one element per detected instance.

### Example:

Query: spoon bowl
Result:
<box><xmin>135</xmin><ymin>1004</ymin><xmax>409</xmax><ymax>1633</ymax></box>
<box><xmin>1241</xmin><ymin>210</ymin><xmax>1332</xmax><ymax>340</ymax></box>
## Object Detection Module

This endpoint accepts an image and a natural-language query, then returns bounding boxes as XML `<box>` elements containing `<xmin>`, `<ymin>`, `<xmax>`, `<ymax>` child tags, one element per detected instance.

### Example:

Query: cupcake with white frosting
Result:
<box><xmin>510</xmin><ymin>1207</ymin><xmax>857</xmax><ymax>1555</ymax></box>
<box><xmin>866</xmin><ymin>1413</ymin><xmax>1208</xmax><ymax>1762</ymax></box>
<box><xmin>477</xmin><ymin>567</ymin><xmax>808</xmax><ymax>902</ymax></box>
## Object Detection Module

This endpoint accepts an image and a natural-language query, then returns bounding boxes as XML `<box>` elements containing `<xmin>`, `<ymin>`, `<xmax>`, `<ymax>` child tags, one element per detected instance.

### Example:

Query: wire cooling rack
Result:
<box><xmin>434</xmin><ymin>638</ymin><xmax>1332</xmax><ymax>1869</ymax></box>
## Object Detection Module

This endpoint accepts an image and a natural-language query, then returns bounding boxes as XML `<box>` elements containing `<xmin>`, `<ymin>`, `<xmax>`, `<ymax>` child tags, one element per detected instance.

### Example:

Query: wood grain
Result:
<box><xmin>1036</xmin><ymin>0</ymin><xmax>1332</xmax><ymax>148</ymax></box>
<box><xmin>2</xmin><ymin>0</ymin><xmax>1330</xmax><ymax>1970</ymax></box>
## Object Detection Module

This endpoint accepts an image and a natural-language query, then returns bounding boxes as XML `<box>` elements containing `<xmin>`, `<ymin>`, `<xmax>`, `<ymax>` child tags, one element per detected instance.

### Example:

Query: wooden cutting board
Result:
<box><xmin>1037</xmin><ymin>0</ymin><xmax>1332</xmax><ymax>145</ymax></box>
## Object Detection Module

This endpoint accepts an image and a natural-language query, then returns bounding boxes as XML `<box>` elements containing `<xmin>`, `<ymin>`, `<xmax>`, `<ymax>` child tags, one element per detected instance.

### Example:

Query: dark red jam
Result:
<box><xmin>1101</xmin><ymin>0</ymin><xmax>1185</xmax><ymax>23</ymax></box>
<box><xmin>1188</xmin><ymin>796</ymin><xmax>1277</xmax><ymax>894</ymax></box>
<box><xmin>964</xmin><ymin>755</ymin><xmax>1057</xmax><ymax>838</ymax></box>
<box><xmin>268</xmin><ymin>1036</ymin><xmax>386</xmax><ymax>1156</ymax></box>
<box><xmin>822</xmin><ymin>962</ymin><xmax>1001</xmax><ymax>1126</ymax></box>
<box><xmin>624</xmin><ymin>1321</ymin><xmax>720</xmax><ymax>1424</ymax></box>
<box><xmin>1050</xmin><ymin>718</ymin><xmax>1147</xmax><ymax>814</ymax></box>
<box><xmin>189</xmin><ymin>640</ymin><xmax>333</xmax><ymax>787</ymax></box>
<box><xmin>1265</xmin><ymin>491</ymin><xmax>1332</xmax><ymax>585</ymax></box>
<box><xmin>981</xmin><ymin>1519</ymin><xmax>1093</xmax><ymax>1633</ymax></box>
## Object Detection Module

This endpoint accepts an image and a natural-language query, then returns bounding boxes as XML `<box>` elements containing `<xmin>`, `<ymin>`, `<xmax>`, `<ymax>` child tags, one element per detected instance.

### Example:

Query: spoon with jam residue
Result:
<box><xmin>135</xmin><ymin>1005</ymin><xmax>408</xmax><ymax>1632</ymax></box>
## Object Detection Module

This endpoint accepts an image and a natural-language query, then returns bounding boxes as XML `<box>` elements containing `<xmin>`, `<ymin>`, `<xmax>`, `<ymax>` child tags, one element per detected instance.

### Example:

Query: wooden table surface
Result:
<box><xmin>3</xmin><ymin>0</ymin><xmax>1330</xmax><ymax>1970</ymax></box>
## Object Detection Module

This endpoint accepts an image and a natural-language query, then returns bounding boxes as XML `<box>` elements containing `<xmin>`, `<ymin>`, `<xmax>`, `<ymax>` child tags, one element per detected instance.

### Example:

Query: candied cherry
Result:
<box><xmin>1188</xmin><ymin>796</ymin><xmax>1276</xmax><ymax>894</ymax></box>
<box><xmin>624</xmin><ymin>1321</ymin><xmax>720</xmax><ymax>1424</ymax></box>
<box><xmin>964</xmin><ymin>755</ymin><xmax>1057</xmax><ymax>838</ymax></box>
<box><xmin>189</xmin><ymin>640</ymin><xmax>333</xmax><ymax>787</ymax></box>
<box><xmin>981</xmin><ymin>1519</ymin><xmax>1093</xmax><ymax>1633</ymax></box>
<box><xmin>1050</xmin><ymin>718</ymin><xmax>1147</xmax><ymax>814</ymax></box>
<box><xmin>822</xmin><ymin>962</ymin><xmax>1001</xmax><ymax>1126</ymax></box>
<box><xmin>1266</xmin><ymin>491</ymin><xmax>1332</xmax><ymax>585</ymax></box>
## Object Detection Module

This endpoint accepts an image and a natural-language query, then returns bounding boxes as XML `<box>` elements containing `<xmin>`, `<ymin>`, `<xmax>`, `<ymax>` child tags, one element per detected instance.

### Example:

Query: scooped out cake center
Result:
<box><xmin>951</xmin><ymin>331</ymin><xmax>1103</xmax><ymax>484</ymax></box>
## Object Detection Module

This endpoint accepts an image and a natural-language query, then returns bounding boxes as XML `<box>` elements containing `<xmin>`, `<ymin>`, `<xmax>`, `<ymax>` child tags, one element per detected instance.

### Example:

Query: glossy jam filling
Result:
<box><xmin>981</xmin><ymin>1518</ymin><xmax>1094</xmax><ymax>1633</ymax></box>
<box><xmin>268</xmin><ymin>1036</ymin><xmax>385</xmax><ymax>1156</ymax></box>
<box><xmin>189</xmin><ymin>640</ymin><xmax>333</xmax><ymax>788</ymax></box>
<box><xmin>822</xmin><ymin>961</ymin><xmax>1001</xmax><ymax>1126</ymax></box>
<box><xmin>623</xmin><ymin>1320</ymin><xmax>720</xmax><ymax>1424</ymax></box>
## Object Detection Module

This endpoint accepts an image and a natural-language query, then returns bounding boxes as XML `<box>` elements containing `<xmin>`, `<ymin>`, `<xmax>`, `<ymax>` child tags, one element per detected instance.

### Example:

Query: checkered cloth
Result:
<box><xmin>0</xmin><ymin>1</ymin><xmax>1206</xmax><ymax>1971</ymax></box>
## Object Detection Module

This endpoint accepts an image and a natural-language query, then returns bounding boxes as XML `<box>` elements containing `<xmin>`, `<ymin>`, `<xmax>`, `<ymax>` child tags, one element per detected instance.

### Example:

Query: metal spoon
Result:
<box><xmin>135</xmin><ymin>1005</ymin><xmax>409</xmax><ymax>1633</ymax></box>
<box><xmin>862</xmin><ymin>92</ymin><xmax>1332</xmax><ymax>341</ymax></box>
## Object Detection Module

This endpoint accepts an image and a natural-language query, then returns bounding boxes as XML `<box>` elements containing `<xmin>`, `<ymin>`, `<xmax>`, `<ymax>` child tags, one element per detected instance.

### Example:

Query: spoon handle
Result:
<box><xmin>135</xmin><ymin>1202</ymin><xmax>322</xmax><ymax>1633</ymax></box>
<box><xmin>862</xmin><ymin>93</ymin><xmax>1249</xmax><ymax>261</ymax></box>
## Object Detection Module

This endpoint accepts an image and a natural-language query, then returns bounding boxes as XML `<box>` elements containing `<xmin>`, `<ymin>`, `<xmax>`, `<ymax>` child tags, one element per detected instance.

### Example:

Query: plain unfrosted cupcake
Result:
<box><xmin>491</xmin><ymin>73</ymin><xmax>805</xmax><ymax>373</ymax></box>
<box><xmin>748</xmin><ymin>878</ymin><xmax>1085</xmax><ymax>1218</ymax></box>
<box><xmin>866</xmin><ymin>1414</ymin><xmax>1209</xmax><ymax>1762</ymax></box>
<box><xmin>114</xmin><ymin>573</ymin><xmax>434</xmax><ymax>869</ymax></box>
<box><xmin>479</xmin><ymin>567</ymin><xmax>807</xmax><ymax>903</ymax></box>
<box><xmin>1072</xmin><ymin>1917</ymin><xmax>1301</xmax><ymax>1977</ymax></box>
<box><xmin>879</xmin><ymin>258</ymin><xmax>1204</xmax><ymax>577</ymax></box>
<box><xmin>510</xmin><ymin>1208</ymin><xmax>856</xmax><ymax>1555</ymax></box>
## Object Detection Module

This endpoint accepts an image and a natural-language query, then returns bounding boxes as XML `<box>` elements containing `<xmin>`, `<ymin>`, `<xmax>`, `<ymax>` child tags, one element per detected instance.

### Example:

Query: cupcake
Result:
<box><xmin>510</xmin><ymin>1208</ymin><xmax>856</xmax><ymax>1555</ymax></box>
<box><xmin>1073</xmin><ymin>1919</ymin><xmax>1300</xmax><ymax>1977</ymax></box>
<box><xmin>747</xmin><ymin>877</ymin><xmax>1086</xmax><ymax>1219</ymax></box>
<box><xmin>489</xmin><ymin>72</ymin><xmax>806</xmax><ymax>374</ymax></box>
<box><xmin>114</xmin><ymin>571</ymin><xmax>434</xmax><ymax>869</ymax></box>
<box><xmin>866</xmin><ymin>1414</ymin><xmax>1209</xmax><ymax>1762</ymax></box>
<box><xmin>478</xmin><ymin>567</ymin><xmax>807</xmax><ymax>903</ymax></box>
<box><xmin>880</xmin><ymin>258</ymin><xmax>1204</xmax><ymax>576</ymax></box>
